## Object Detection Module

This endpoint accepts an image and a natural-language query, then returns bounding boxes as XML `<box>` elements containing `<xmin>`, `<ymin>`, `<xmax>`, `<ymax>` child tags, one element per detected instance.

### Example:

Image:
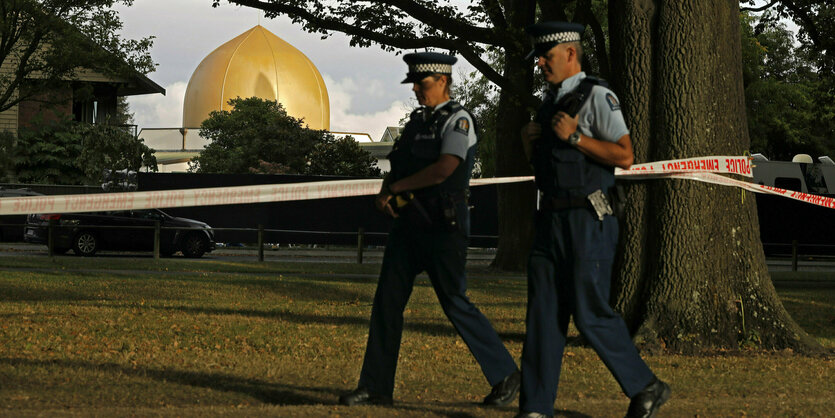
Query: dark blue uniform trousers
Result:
<box><xmin>358</xmin><ymin>221</ymin><xmax>517</xmax><ymax>397</ymax></box>
<box><xmin>520</xmin><ymin>209</ymin><xmax>655</xmax><ymax>414</ymax></box>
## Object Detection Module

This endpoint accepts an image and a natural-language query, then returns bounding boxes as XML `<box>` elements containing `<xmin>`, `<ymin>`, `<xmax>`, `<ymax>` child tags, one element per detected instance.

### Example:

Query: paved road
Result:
<box><xmin>0</xmin><ymin>242</ymin><xmax>496</xmax><ymax>265</ymax></box>
<box><xmin>2</xmin><ymin>242</ymin><xmax>835</xmax><ymax>270</ymax></box>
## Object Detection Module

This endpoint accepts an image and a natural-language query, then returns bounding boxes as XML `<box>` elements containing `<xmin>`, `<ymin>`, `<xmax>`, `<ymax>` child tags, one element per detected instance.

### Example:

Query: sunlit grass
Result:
<box><xmin>0</xmin><ymin>257</ymin><xmax>832</xmax><ymax>416</ymax></box>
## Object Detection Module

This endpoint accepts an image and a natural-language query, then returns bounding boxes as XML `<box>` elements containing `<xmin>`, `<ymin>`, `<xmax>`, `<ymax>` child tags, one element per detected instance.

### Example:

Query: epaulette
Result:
<box><xmin>560</xmin><ymin>76</ymin><xmax>607</xmax><ymax>117</ymax></box>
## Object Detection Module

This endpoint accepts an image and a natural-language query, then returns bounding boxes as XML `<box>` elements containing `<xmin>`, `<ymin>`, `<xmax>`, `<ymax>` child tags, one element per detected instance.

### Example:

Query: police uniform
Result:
<box><xmin>345</xmin><ymin>52</ymin><xmax>518</xmax><ymax>405</ymax></box>
<box><xmin>518</xmin><ymin>22</ymin><xmax>667</xmax><ymax>417</ymax></box>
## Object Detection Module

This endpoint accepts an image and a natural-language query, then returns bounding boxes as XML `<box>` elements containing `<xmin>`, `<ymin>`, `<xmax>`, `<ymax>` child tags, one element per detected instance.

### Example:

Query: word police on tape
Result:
<box><xmin>615</xmin><ymin>156</ymin><xmax>753</xmax><ymax>177</ymax></box>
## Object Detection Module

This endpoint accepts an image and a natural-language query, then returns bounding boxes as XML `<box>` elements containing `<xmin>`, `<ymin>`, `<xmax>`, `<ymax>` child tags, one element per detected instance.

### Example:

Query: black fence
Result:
<box><xmin>4</xmin><ymin>175</ymin><xmax>835</xmax><ymax>261</ymax></box>
<box><xmin>756</xmin><ymin>193</ymin><xmax>835</xmax><ymax>256</ymax></box>
<box><xmin>136</xmin><ymin>173</ymin><xmax>500</xmax><ymax>248</ymax></box>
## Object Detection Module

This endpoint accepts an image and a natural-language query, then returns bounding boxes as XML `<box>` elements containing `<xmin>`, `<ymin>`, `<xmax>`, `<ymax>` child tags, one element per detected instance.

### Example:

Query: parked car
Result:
<box><xmin>24</xmin><ymin>209</ymin><xmax>215</xmax><ymax>257</ymax></box>
<box><xmin>0</xmin><ymin>187</ymin><xmax>44</xmax><ymax>242</ymax></box>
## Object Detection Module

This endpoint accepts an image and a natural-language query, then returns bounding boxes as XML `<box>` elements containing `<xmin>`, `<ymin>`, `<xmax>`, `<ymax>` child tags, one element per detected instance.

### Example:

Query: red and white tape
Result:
<box><xmin>663</xmin><ymin>172</ymin><xmax>835</xmax><ymax>209</ymax></box>
<box><xmin>615</xmin><ymin>156</ymin><xmax>753</xmax><ymax>177</ymax></box>
<box><xmin>0</xmin><ymin>156</ymin><xmax>830</xmax><ymax>215</ymax></box>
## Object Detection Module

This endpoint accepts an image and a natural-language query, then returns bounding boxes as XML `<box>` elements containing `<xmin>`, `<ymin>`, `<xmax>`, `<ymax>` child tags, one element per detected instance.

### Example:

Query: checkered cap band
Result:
<box><xmin>535</xmin><ymin>31</ymin><xmax>581</xmax><ymax>45</ymax></box>
<box><xmin>410</xmin><ymin>63</ymin><xmax>453</xmax><ymax>74</ymax></box>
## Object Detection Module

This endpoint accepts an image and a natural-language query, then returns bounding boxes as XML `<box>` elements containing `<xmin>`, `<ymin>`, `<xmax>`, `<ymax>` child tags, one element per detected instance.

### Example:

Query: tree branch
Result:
<box><xmin>537</xmin><ymin>0</ymin><xmax>568</xmax><ymax>21</ymax></box>
<box><xmin>480</xmin><ymin>0</ymin><xmax>508</xmax><ymax>29</ymax></box>
<box><xmin>452</xmin><ymin>40</ymin><xmax>522</xmax><ymax>98</ymax></box>
<box><xmin>224</xmin><ymin>0</ymin><xmax>505</xmax><ymax>46</ymax></box>
<box><xmin>779</xmin><ymin>0</ymin><xmax>824</xmax><ymax>52</ymax></box>
<box><xmin>740</xmin><ymin>0</ymin><xmax>779</xmax><ymax>13</ymax></box>
<box><xmin>219</xmin><ymin>0</ymin><xmax>531</xmax><ymax>98</ymax></box>
<box><xmin>576</xmin><ymin>0</ymin><xmax>610</xmax><ymax>80</ymax></box>
<box><xmin>379</xmin><ymin>0</ymin><xmax>502</xmax><ymax>44</ymax></box>
<box><xmin>0</xmin><ymin>29</ymin><xmax>46</xmax><ymax>113</ymax></box>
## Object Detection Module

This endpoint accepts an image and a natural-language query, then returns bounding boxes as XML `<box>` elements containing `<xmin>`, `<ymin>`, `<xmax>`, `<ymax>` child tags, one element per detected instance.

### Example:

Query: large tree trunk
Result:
<box><xmin>492</xmin><ymin>0</ymin><xmax>537</xmax><ymax>271</ymax></box>
<box><xmin>610</xmin><ymin>0</ymin><xmax>820</xmax><ymax>352</ymax></box>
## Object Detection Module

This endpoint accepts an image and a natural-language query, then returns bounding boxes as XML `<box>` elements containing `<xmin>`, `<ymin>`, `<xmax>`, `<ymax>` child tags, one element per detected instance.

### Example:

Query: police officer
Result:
<box><xmin>339</xmin><ymin>52</ymin><xmax>520</xmax><ymax>407</ymax></box>
<box><xmin>516</xmin><ymin>22</ymin><xmax>671</xmax><ymax>418</ymax></box>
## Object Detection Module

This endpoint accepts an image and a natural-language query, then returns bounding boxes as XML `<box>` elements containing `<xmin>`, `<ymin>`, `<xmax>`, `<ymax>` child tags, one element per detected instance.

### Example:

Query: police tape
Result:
<box><xmin>0</xmin><ymin>156</ymin><xmax>827</xmax><ymax>216</ymax></box>
<box><xmin>0</xmin><ymin>176</ymin><xmax>537</xmax><ymax>216</ymax></box>
<box><xmin>614</xmin><ymin>156</ymin><xmax>753</xmax><ymax>177</ymax></box>
<box><xmin>662</xmin><ymin>172</ymin><xmax>835</xmax><ymax>209</ymax></box>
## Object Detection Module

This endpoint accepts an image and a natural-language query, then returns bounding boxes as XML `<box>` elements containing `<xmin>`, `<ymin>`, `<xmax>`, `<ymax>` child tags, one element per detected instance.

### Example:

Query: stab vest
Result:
<box><xmin>532</xmin><ymin>77</ymin><xmax>616</xmax><ymax>198</ymax></box>
<box><xmin>387</xmin><ymin>101</ymin><xmax>476</xmax><ymax>199</ymax></box>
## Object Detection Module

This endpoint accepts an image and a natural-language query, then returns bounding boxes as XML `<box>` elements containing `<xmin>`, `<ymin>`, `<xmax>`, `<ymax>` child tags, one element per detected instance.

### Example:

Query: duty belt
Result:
<box><xmin>540</xmin><ymin>190</ymin><xmax>615</xmax><ymax>220</ymax></box>
<box><xmin>539</xmin><ymin>195</ymin><xmax>593</xmax><ymax>211</ymax></box>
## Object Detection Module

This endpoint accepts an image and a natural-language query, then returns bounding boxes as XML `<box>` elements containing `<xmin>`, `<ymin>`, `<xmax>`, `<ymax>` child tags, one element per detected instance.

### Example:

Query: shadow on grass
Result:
<box><xmin>0</xmin><ymin>280</ymin><xmax>92</xmax><ymax>302</ymax></box>
<box><xmin>156</xmin><ymin>304</ymin><xmax>527</xmax><ymax>341</ymax></box>
<box><xmin>0</xmin><ymin>356</ymin><xmax>332</xmax><ymax>405</ymax></box>
<box><xmin>152</xmin><ymin>304</ymin><xmax>586</xmax><ymax>345</ymax></box>
<box><xmin>0</xmin><ymin>357</ymin><xmax>558</xmax><ymax>417</ymax></box>
<box><xmin>554</xmin><ymin>411</ymin><xmax>593</xmax><ymax>417</ymax></box>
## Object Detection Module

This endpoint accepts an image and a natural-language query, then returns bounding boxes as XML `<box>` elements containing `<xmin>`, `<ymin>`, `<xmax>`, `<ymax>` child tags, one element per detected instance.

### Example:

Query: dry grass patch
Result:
<box><xmin>0</xmin><ymin>256</ymin><xmax>832</xmax><ymax>416</ymax></box>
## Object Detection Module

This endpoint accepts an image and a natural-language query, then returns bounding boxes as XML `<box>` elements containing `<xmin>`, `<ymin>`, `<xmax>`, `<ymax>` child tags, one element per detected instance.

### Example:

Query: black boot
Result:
<box><xmin>338</xmin><ymin>387</ymin><xmax>393</xmax><ymax>406</ymax></box>
<box><xmin>625</xmin><ymin>378</ymin><xmax>671</xmax><ymax>418</ymax></box>
<box><xmin>483</xmin><ymin>370</ymin><xmax>521</xmax><ymax>406</ymax></box>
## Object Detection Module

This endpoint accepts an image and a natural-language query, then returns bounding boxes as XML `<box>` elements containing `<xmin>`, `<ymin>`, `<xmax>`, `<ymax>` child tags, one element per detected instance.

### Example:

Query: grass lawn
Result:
<box><xmin>0</xmin><ymin>256</ymin><xmax>832</xmax><ymax>417</ymax></box>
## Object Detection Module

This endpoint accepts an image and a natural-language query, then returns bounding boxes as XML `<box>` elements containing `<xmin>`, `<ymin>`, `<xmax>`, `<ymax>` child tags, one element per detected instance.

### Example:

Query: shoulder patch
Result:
<box><xmin>454</xmin><ymin>117</ymin><xmax>470</xmax><ymax>134</ymax></box>
<box><xmin>605</xmin><ymin>93</ymin><xmax>621</xmax><ymax>112</ymax></box>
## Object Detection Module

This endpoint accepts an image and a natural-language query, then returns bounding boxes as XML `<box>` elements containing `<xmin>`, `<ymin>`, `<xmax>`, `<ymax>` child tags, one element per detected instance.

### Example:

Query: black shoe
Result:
<box><xmin>626</xmin><ymin>378</ymin><xmax>671</xmax><ymax>418</ymax></box>
<box><xmin>338</xmin><ymin>387</ymin><xmax>393</xmax><ymax>406</ymax></box>
<box><xmin>515</xmin><ymin>412</ymin><xmax>551</xmax><ymax>418</ymax></box>
<box><xmin>483</xmin><ymin>370</ymin><xmax>521</xmax><ymax>406</ymax></box>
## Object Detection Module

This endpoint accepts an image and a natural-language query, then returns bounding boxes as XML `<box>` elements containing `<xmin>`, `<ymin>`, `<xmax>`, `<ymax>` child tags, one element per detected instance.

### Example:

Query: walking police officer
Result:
<box><xmin>516</xmin><ymin>22</ymin><xmax>671</xmax><ymax>418</ymax></box>
<box><xmin>339</xmin><ymin>52</ymin><xmax>520</xmax><ymax>407</ymax></box>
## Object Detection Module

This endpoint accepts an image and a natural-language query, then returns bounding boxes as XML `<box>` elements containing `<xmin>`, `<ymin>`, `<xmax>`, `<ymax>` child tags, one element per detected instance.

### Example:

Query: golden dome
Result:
<box><xmin>182</xmin><ymin>25</ymin><xmax>329</xmax><ymax>130</ymax></box>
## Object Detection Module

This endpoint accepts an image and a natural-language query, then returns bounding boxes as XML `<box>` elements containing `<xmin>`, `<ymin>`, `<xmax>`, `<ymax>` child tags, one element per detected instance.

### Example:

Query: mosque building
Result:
<box><xmin>142</xmin><ymin>25</ymin><xmax>393</xmax><ymax>172</ymax></box>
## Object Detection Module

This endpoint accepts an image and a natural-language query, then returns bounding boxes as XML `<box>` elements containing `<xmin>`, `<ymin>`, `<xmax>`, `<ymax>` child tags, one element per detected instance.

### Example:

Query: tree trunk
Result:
<box><xmin>610</xmin><ymin>0</ymin><xmax>820</xmax><ymax>352</ymax></box>
<box><xmin>492</xmin><ymin>0</ymin><xmax>537</xmax><ymax>271</ymax></box>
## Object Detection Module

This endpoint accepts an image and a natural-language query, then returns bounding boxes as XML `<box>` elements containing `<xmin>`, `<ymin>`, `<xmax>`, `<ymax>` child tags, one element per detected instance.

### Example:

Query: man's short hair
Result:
<box><xmin>433</xmin><ymin>74</ymin><xmax>452</xmax><ymax>95</ymax></box>
<box><xmin>567</xmin><ymin>41</ymin><xmax>583</xmax><ymax>61</ymax></box>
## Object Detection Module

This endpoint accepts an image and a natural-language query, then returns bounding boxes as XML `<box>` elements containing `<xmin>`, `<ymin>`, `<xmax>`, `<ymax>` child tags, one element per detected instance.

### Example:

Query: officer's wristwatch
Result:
<box><xmin>568</xmin><ymin>131</ymin><xmax>582</xmax><ymax>146</ymax></box>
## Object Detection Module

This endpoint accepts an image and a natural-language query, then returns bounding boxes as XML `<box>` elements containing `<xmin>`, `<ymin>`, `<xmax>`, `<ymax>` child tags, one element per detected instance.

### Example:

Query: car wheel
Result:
<box><xmin>180</xmin><ymin>233</ymin><xmax>208</xmax><ymax>258</ymax></box>
<box><xmin>72</xmin><ymin>231</ymin><xmax>98</xmax><ymax>256</ymax></box>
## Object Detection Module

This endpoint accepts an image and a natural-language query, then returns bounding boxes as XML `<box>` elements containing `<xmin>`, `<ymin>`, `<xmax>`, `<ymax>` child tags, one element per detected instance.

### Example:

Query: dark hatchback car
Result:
<box><xmin>24</xmin><ymin>209</ymin><xmax>215</xmax><ymax>257</ymax></box>
<box><xmin>0</xmin><ymin>187</ymin><xmax>44</xmax><ymax>242</ymax></box>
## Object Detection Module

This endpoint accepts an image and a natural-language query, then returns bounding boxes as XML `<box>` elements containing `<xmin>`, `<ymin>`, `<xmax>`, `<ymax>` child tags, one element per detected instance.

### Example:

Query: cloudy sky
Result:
<box><xmin>114</xmin><ymin>0</ymin><xmax>467</xmax><ymax>141</ymax></box>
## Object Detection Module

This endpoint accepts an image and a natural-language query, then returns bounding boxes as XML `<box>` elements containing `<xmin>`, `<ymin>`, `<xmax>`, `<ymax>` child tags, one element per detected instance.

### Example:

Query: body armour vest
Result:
<box><xmin>532</xmin><ymin>77</ymin><xmax>616</xmax><ymax>198</ymax></box>
<box><xmin>387</xmin><ymin>101</ymin><xmax>476</xmax><ymax>200</ymax></box>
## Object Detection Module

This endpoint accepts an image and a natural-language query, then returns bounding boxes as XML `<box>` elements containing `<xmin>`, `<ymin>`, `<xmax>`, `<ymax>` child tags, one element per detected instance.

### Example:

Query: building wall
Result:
<box><xmin>0</xmin><ymin>54</ymin><xmax>130</xmax><ymax>136</ymax></box>
<box><xmin>18</xmin><ymin>84</ymin><xmax>73</xmax><ymax>129</ymax></box>
<box><xmin>0</xmin><ymin>54</ymin><xmax>19</xmax><ymax>135</ymax></box>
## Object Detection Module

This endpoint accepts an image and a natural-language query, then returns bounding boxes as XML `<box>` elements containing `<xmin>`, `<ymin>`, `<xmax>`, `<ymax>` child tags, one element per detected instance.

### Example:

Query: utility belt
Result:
<box><xmin>392</xmin><ymin>190</ymin><xmax>469</xmax><ymax>232</ymax></box>
<box><xmin>540</xmin><ymin>186</ymin><xmax>625</xmax><ymax>220</ymax></box>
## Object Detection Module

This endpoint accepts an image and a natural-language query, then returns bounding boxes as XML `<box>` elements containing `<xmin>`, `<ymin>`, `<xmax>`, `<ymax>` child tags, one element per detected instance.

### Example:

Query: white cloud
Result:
<box><xmin>322</xmin><ymin>74</ymin><xmax>413</xmax><ymax>142</ymax></box>
<box><xmin>127</xmin><ymin>81</ymin><xmax>187</xmax><ymax>128</ymax></box>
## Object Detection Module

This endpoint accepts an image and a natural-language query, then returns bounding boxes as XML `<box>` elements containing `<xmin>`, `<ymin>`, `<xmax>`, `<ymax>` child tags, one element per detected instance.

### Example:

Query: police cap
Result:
<box><xmin>525</xmin><ymin>21</ymin><xmax>585</xmax><ymax>60</ymax></box>
<box><xmin>401</xmin><ymin>52</ymin><xmax>457</xmax><ymax>84</ymax></box>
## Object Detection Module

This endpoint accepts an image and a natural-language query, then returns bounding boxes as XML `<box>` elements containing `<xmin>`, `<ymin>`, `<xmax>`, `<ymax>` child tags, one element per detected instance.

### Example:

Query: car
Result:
<box><xmin>24</xmin><ymin>208</ymin><xmax>216</xmax><ymax>257</ymax></box>
<box><xmin>0</xmin><ymin>187</ymin><xmax>44</xmax><ymax>242</ymax></box>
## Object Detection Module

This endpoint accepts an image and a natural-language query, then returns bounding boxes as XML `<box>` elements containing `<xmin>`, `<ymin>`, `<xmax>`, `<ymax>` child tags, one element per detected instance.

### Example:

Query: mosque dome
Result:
<box><xmin>182</xmin><ymin>25</ymin><xmax>329</xmax><ymax>130</ymax></box>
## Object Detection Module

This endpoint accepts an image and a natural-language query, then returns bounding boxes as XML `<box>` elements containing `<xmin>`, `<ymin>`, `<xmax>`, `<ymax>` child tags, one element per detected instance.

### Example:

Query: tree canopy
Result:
<box><xmin>4</xmin><ymin>118</ymin><xmax>156</xmax><ymax>185</ymax></box>
<box><xmin>191</xmin><ymin>96</ymin><xmax>381</xmax><ymax>177</ymax></box>
<box><xmin>0</xmin><ymin>0</ymin><xmax>155</xmax><ymax>113</ymax></box>
<box><xmin>741</xmin><ymin>11</ymin><xmax>833</xmax><ymax>161</ymax></box>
